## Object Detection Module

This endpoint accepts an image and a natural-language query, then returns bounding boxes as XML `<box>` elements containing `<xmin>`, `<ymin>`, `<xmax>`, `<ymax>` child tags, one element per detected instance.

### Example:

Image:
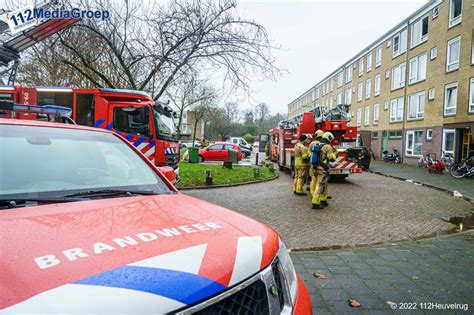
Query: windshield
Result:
<box><xmin>153</xmin><ymin>106</ymin><xmax>177</xmax><ymax>141</ymax></box>
<box><xmin>0</xmin><ymin>125</ymin><xmax>172</xmax><ymax>200</ymax></box>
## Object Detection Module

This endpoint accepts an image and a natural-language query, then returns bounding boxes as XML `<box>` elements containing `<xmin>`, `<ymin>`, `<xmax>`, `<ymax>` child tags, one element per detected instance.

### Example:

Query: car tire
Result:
<box><xmin>242</xmin><ymin>152</ymin><xmax>248</xmax><ymax>159</ymax></box>
<box><xmin>198</xmin><ymin>155</ymin><xmax>204</xmax><ymax>163</ymax></box>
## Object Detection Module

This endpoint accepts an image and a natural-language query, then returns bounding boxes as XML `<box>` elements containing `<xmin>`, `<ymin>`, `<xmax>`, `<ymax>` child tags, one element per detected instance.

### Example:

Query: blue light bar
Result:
<box><xmin>0</xmin><ymin>101</ymin><xmax>72</xmax><ymax>117</ymax></box>
<box><xmin>99</xmin><ymin>88</ymin><xmax>151</xmax><ymax>98</ymax></box>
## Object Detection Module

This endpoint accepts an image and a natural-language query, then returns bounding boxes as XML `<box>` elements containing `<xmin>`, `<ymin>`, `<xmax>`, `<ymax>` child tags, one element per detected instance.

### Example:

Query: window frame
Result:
<box><xmin>345</xmin><ymin>65</ymin><xmax>353</xmax><ymax>83</ymax></box>
<box><xmin>365</xmin><ymin>79</ymin><xmax>371</xmax><ymax>99</ymax></box>
<box><xmin>356</xmin><ymin>108</ymin><xmax>362</xmax><ymax>127</ymax></box>
<box><xmin>375</xmin><ymin>46</ymin><xmax>382</xmax><ymax>67</ymax></box>
<box><xmin>469</xmin><ymin>78</ymin><xmax>474</xmax><ymax>113</ymax></box>
<box><xmin>374</xmin><ymin>74</ymin><xmax>381</xmax><ymax>96</ymax></box>
<box><xmin>358</xmin><ymin>82</ymin><xmax>363</xmax><ymax>102</ymax></box>
<box><xmin>392</xmin><ymin>29</ymin><xmax>407</xmax><ymax>58</ymax></box>
<box><xmin>358</xmin><ymin>58</ymin><xmax>364</xmax><ymax>77</ymax></box>
<box><xmin>444</xmin><ymin>82</ymin><xmax>458</xmax><ymax>116</ymax></box>
<box><xmin>390</xmin><ymin>97</ymin><xmax>404</xmax><ymax>123</ymax></box>
<box><xmin>426</xmin><ymin>129</ymin><xmax>433</xmax><ymax>141</ymax></box>
<box><xmin>373</xmin><ymin>103</ymin><xmax>379</xmax><ymax>125</ymax></box>
<box><xmin>446</xmin><ymin>36</ymin><xmax>461</xmax><ymax>72</ymax></box>
<box><xmin>407</xmin><ymin>91</ymin><xmax>425</xmax><ymax>120</ymax></box>
<box><xmin>364</xmin><ymin>106</ymin><xmax>370</xmax><ymax>126</ymax></box>
<box><xmin>448</xmin><ymin>0</ymin><xmax>462</xmax><ymax>28</ymax></box>
<box><xmin>410</xmin><ymin>15</ymin><xmax>429</xmax><ymax>48</ymax></box>
<box><xmin>391</xmin><ymin>62</ymin><xmax>406</xmax><ymax>91</ymax></box>
<box><xmin>366</xmin><ymin>52</ymin><xmax>372</xmax><ymax>72</ymax></box>
<box><xmin>442</xmin><ymin>129</ymin><xmax>456</xmax><ymax>156</ymax></box>
<box><xmin>406</xmin><ymin>130</ymin><xmax>423</xmax><ymax>157</ymax></box>
<box><xmin>409</xmin><ymin>52</ymin><xmax>427</xmax><ymax>85</ymax></box>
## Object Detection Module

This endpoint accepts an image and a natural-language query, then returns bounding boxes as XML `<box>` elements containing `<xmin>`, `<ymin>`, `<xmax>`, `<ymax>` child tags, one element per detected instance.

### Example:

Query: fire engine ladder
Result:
<box><xmin>0</xmin><ymin>2</ymin><xmax>78</xmax><ymax>85</ymax></box>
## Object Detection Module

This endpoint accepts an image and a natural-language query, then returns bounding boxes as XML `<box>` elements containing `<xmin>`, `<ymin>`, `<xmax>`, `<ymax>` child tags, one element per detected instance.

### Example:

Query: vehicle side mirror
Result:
<box><xmin>159</xmin><ymin>166</ymin><xmax>176</xmax><ymax>184</ymax></box>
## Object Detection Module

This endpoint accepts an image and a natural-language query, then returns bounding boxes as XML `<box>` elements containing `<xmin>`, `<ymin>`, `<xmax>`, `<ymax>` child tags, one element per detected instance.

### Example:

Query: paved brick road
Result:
<box><xmin>370</xmin><ymin>161</ymin><xmax>474</xmax><ymax>201</ymax></box>
<box><xmin>292</xmin><ymin>231</ymin><xmax>474</xmax><ymax>314</ymax></box>
<box><xmin>184</xmin><ymin>171</ymin><xmax>472</xmax><ymax>249</ymax></box>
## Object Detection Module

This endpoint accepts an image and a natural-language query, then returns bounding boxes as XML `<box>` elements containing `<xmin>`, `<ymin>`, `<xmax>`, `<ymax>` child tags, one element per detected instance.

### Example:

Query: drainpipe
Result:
<box><xmin>400</xmin><ymin>21</ymin><xmax>410</xmax><ymax>163</ymax></box>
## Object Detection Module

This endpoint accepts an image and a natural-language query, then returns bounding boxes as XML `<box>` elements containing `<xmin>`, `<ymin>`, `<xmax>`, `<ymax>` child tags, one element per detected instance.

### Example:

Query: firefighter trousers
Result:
<box><xmin>311</xmin><ymin>167</ymin><xmax>328</xmax><ymax>205</ymax></box>
<box><xmin>293</xmin><ymin>166</ymin><xmax>309</xmax><ymax>194</ymax></box>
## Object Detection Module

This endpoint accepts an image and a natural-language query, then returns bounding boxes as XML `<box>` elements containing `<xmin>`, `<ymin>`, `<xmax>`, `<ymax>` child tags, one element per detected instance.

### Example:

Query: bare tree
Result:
<box><xmin>223</xmin><ymin>102</ymin><xmax>240</xmax><ymax>123</ymax></box>
<box><xmin>167</xmin><ymin>74</ymin><xmax>217</xmax><ymax>138</ymax></box>
<box><xmin>17</xmin><ymin>0</ymin><xmax>279</xmax><ymax>101</ymax></box>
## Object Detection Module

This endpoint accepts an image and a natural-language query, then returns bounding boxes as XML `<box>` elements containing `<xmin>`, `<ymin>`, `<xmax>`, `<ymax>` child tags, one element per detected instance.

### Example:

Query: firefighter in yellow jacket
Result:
<box><xmin>293</xmin><ymin>135</ymin><xmax>310</xmax><ymax>195</ymax></box>
<box><xmin>309</xmin><ymin>130</ymin><xmax>324</xmax><ymax>196</ymax></box>
<box><xmin>311</xmin><ymin>132</ymin><xmax>337</xmax><ymax>209</ymax></box>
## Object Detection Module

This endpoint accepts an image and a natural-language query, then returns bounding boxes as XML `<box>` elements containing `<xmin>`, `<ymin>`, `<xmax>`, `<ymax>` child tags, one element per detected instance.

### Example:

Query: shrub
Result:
<box><xmin>243</xmin><ymin>133</ymin><xmax>254</xmax><ymax>143</ymax></box>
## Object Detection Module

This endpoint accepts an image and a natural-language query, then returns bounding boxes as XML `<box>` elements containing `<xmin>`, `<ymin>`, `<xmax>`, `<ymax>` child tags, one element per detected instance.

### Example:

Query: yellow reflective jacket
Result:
<box><xmin>294</xmin><ymin>142</ymin><xmax>310</xmax><ymax>167</ymax></box>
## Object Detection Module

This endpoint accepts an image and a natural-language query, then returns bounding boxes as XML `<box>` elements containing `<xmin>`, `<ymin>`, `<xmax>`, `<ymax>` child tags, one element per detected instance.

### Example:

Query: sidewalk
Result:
<box><xmin>369</xmin><ymin>161</ymin><xmax>474</xmax><ymax>201</ymax></box>
<box><xmin>292</xmin><ymin>230</ymin><xmax>474</xmax><ymax>314</ymax></box>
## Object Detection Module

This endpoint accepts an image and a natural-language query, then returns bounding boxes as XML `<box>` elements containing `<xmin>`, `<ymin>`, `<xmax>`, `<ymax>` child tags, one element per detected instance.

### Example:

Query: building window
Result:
<box><xmin>330</xmin><ymin>97</ymin><xmax>333</xmax><ymax>108</ymax></box>
<box><xmin>374</xmin><ymin>74</ymin><xmax>381</xmax><ymax>96</ymax></box>
<box><xmin>443</xmin><ymin>129</ymin><xmax>455</xmax><ymax>155</ymax></box>
<box><xmin>472</xmin><ymin>33</ymin><xmax>474</xmax><ymax>64</ymax></box>
<box><xmin>389</xmin><ymin>130</ymin><xmax>402</xmax><ymax>139</ymax></box>
<box><xmin>430</xmin><ymin>47</ymin><xmax>437</xmax><ymax>60</ymax></box>
<box><xmin>358</xmin><ymin>58</ymin><xmax>364</xmax><ymax>76</ymax></box>
<box><xmin>337</xmin><ymin>92</ymin><xmax>342</xmax><ymax>105</ymax></box>
<box><xmin>357</xmin><ymin>108</ymin><xmax>362</xmax><ymax>127</ymax></box>
<box><xmin>409</xmin><ymin>53</ymin><xmax>427</xmax><ymax>84</ymax></box>
<box><xmin>448</xmin><ymin>0</ymin><xmax>462</xmax><ymax>28</ymax></box>
<box><xmin>432</xmin><ymin>7</ymin><xmax>439</xmax><ymax>19</ymax></box>
<box><xmin>390</xmin><ymin>97</ymin><xmax>404</xmax><ymax>122</ymax></box>
<box><xmin>329</xmin><ymin>79</ymin><xmax>333</xmax><ymax>92</ymax></box>
<box><xmin>411</xmin><ymin>15</ymin><xmax>428</xmax><ymax>48</ymax></box>
<box><xmin>391</xmin><ymin>62</ymin><xmax>406</xmax><ymax>90</ymax></box>
<box><xmin>375</xmin><ymin>46</ymin><xmax>382</xmax><ymax>67</ymax></box>
<box><xmin>406</xmin><ymin>130</ymin><xmax>423</xmax><ymax>156</ymax></box>
<box><xmin>337</xmin><ymin>71</ymin><xmax>343</xmax><ymax>88</ymax></box>
<box><xmin>444</xmin><ymin>82</ymin><xmax>458</xmax><ymax>116</ymax></box>
<box><xmin>366</xmin><ymin>79</ymin><xmax>371</xmax><ymax>99</ymax></box>
<box><xmin>345</xmin><ymin>65</ymin><xmax>353</xmax><ymax>83</ymax></box>
<box><xmin>426</xmin><ymin>129</ymin><xmax>433</xmax><ymax>140</ymax></box>
<box><xmin>392</xmin><ymin>28</ymin><xmax>407</xmax><ymax>58</ymax></box>
<box><xmin>344</xmin><ymin>88</ymin><xmax>352</xmax><ymax>105</ymax></box>
<box><xmin>469</xmin><ymin>78</ymin><xmax>474</xmax><ymax>113</ymax></box>
<box><xmin>373</xmin><ymin>104</ymin><xmax>379</xmax><ymax>125</ymax></box>
<box><xmin>407</xmin><ymin>91</ymin><xmax>425</xmax><ymax>120</ymax></box>
<box><xmin>372</xmin><ymin>131</ymin><xmax>379</xmax><ymax>140</ymax></box>
<box><xmin>367</xmin><ymin>52</ymin><xmax>372</xmax><ymax>72</ymax></box>
<box><xmin>446</xmin><ymin>36</ymin><xmax>461</xmax><ymax>72</ymax></box>
<box><xmin>365</xmin><ymin>106</ymin><xmax>370</xmax><ymax>126</ymax></box>
<box><xmin>428</xmin><ymin>88</ymin><xmax>435</xmax><ymax>100</ymax></box>
<box><xmin>358</xmin><ymin>82</ymin><xmax>363</xmax><ymax>102</ymax></box>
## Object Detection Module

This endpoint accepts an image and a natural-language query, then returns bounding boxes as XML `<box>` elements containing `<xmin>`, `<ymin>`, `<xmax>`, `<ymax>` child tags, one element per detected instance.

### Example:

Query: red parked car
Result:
<box><xmin>198</xmin><ymin>142</ymin><xmax>242</xmax><ymax>162</ymax></box>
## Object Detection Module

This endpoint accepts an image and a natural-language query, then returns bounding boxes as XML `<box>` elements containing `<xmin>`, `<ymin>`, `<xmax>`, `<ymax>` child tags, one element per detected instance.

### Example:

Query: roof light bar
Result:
<box><xmin>0</xmin><ymin>100</ymin><xmax>72</xmax><ymax>117</ymax></box>
<box><xmin>99</xmin><ymin>88</ymin><xmax>151</xmax><ymax>98</ymax></box>
<box><xmin>0</xmin><ymin>85</ymin><xmax>15</xmax><ymax>90</ymax></box>
<box><xmin>35</xmin><ymin>86</ymin><xmax>73</xmax><ymax>92</ymax></box>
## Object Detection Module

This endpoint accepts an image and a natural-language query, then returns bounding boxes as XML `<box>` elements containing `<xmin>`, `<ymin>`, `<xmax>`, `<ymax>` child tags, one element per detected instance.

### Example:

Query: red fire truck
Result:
<box><xmin>0</xmin><ymin>85</ymin><xmax>180</xmax><ymax>172</ymax></box>
<box><xmin>275</xmin><ymin>104</ymin><xmax>362</xmax><ymax>178</ymax></box>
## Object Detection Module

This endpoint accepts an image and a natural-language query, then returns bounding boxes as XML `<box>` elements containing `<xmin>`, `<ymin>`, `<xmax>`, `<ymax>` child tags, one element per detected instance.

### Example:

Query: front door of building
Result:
<box><xmin>381</xmin><ymin>130</ymin><xmax>388</xmax><ymax>154</ymax></box>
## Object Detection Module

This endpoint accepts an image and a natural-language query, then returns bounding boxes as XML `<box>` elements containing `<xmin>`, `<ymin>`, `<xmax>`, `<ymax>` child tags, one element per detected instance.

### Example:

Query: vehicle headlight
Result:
<box><xmin>277</xmin><ymin>241</ymin><xmax>298</xmax><ymax>304</ymax></box>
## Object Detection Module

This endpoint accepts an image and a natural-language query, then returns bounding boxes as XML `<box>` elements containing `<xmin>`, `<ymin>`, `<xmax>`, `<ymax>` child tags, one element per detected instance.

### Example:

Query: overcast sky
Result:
<box><xmin>233</xmin><ymin>0</ymin><xmax>428</xmax><ymax>115</ymax></box>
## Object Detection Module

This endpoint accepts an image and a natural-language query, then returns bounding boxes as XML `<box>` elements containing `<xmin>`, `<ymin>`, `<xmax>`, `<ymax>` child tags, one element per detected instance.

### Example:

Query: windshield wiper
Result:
<box><xmin>0</xmin><ymin>197</ymin><xmax>83</xmax><ymax>209</ymax></box>
<box><xmin>63</xmin><ymin>189</ymin><xmax>158</xmax><ymax>199</ymax></box>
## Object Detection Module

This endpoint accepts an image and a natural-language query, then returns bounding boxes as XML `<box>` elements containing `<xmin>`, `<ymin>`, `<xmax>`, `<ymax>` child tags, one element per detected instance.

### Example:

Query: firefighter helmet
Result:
<box><xmin>322</xmin><ymin>131</ymin><xmax>334</xmax><ymax>142</ymax></box>
<box><xmin>315</xmin><ymin>130</ymin><xmax>324</xmax><ymax>139</ymax></box>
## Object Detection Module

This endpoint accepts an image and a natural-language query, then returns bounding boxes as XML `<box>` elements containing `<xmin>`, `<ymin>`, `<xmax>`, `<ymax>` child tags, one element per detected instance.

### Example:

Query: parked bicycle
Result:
<box><xmin>449</xmin><ymin>159</ymin><xmax>474</xmax><ymax>178</ymax></box>
<box><xmin>382</xmin><ymin>149</ymin><xmax>401</xmax><ymax>164</ymax></box>
<box><xmin>441</xmin><ymin>151</ymin><xmax>455</xmax><ymax>171</ymax></box>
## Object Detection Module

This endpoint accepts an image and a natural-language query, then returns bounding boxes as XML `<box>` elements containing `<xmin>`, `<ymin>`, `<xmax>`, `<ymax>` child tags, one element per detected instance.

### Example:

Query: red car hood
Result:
<box><xmin>0</xmin><ymin>194</ymin><xmax>279</xmax><ymax>313</ymax></box>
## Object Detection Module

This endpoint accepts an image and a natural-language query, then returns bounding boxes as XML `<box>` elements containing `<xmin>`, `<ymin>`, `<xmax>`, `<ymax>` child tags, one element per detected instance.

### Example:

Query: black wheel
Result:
<box><xmin>198</xmin><ymin>155</ymin><xmax>204</xmax><ymax>163</ymax></box>
<box><xmin>449</xmin><ymin>165</ymin><xmax>466</xmax><ymax>178</ymax></box>
<box><xmin>242</xmin><ymin>152</ymin><xmax>248</xmax><ymax>159</ymax></box>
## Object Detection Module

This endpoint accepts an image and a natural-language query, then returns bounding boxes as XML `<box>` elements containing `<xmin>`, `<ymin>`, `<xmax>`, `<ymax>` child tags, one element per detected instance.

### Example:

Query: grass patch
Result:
<box><xmin>176</xmin><ymin>162</ymin><xmax>276</xmax><ymax>188</ymax></box>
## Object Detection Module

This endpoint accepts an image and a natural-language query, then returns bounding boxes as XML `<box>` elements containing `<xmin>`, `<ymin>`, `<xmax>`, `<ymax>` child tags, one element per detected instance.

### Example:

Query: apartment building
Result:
<box><xmin>287</xmin><ymin>0</ymin><xmax>473</xmax><ymax>164</ymax></box>
<box><xmin>179</xmin><ymin>110</ymin><xmax>205</xmax><ymax>140</ymax></box>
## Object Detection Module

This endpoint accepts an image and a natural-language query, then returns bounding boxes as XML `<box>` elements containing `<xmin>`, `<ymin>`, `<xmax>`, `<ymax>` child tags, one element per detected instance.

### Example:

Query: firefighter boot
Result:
<box><xmin>312</xmin><ymin>203</ymin><xmax>324</xmax><ymax>209</ymax></box>
<box><xmin>321</xmin><ymin>201</ymin><xmax>328</xmax><ymax>207</ymax></box>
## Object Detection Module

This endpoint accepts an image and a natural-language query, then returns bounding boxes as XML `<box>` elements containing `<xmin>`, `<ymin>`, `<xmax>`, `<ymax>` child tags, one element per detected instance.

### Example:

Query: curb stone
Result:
<box><xmin>178</xmin><ymin>172</ymin><xmax>279</xmax><ymax>190</ymax></box>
